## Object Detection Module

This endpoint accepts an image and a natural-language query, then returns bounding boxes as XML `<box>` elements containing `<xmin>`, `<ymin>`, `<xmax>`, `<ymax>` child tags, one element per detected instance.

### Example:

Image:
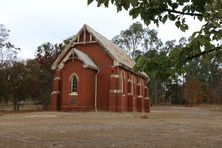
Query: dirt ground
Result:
<box><xmin>0</xmin><ymin>105</ymin><xmax>222</xmax><ymax>148</ymax></box>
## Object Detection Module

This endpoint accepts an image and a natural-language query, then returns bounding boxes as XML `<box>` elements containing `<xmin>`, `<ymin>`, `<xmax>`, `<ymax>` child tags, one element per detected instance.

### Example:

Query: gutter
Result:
<box><xmin>95</xmin><ymin>69</ymin><xmax>100</xmax><ymax>112</ymax></box>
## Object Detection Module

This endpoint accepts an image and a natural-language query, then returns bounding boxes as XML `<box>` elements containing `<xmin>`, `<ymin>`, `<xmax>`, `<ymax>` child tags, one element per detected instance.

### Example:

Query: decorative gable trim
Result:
<box><xmin>57</xmin><ymin>48</ymin><xmax>98</xmax><ymax>71</ymax></box>
<box><xmin>52</xmin><ymin>24</ymin><xmax>135</xmax><ymax>70</ymax></box>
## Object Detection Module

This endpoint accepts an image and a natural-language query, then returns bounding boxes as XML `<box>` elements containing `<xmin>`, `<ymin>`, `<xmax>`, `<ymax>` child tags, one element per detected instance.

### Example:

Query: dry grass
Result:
<box><xmin>0</xmin><ymin>105</ymin><xmax>222</xmax><ymax>148</ymax></box>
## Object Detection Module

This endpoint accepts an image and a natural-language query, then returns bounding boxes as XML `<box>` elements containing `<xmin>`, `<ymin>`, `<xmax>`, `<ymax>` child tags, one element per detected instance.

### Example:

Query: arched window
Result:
<box><xmin>71</xmin><ymin>75</ymin><xmax>78</xmax><ymax>93</ymax></box>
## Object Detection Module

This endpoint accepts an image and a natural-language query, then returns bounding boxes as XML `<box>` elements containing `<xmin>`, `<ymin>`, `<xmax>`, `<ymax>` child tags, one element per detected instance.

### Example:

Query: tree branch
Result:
<box><xmin>166</xmin><ymin>9</ymin><xmax>203</xmax><ymax>17</ymax></box>
<box><xmin>184</xmin><ymin>47</ymin><xmax>221</xmax><ymax>62</ymax></box>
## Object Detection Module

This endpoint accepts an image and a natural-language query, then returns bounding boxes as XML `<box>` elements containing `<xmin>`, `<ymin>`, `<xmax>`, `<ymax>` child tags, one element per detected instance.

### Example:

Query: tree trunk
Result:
<box><xmin>154</xmin><ymin>78</ymin><xmax>158</xmax><ymax>105</ymax></box>
<box><xmin>13</xmin><ymin>96</ymin><xmax>19</xmax><ymax>111</ymax></box>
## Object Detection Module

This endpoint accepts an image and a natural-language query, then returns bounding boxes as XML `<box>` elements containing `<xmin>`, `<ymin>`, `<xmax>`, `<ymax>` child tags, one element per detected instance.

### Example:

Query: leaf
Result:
<box><xmin>175</xmin><ymin>21</ymin><xmax>181</xmax><ymax>28</ymax></box>
<box><xmin>129</xmin><ymin>9</ymin><xmax>140</xmax><ymax>19</ymax></box>
<box><xmin>197</xmin><ymin>16</ymin><xmax>203</xmax><ymax>21</ymax></box>
<box><xmin>130</xmin><ymin>0</ymin><xmax>138</xmax><ymax>6</ymax></box>
<box><xmin>169</xmin><ymin>14</ymin><xmax>176</xmax><ymax>21</ymax></box>
<box><xmin>162</xmin><ymin>15</ymin><xmax>168</xmax><ymax>24</ymax></box>
<box><xmin>87</xmin><ymin>0</ymin><xmax>94</xmax><ymax>5</ymax></box>
<box><xmin>171</xmin><ymin>3</ymin><xmax>178</xmax><ymax>9</ymax></box>
<box><xmin>180</xmin><ymin>24</ymin><xmax>189</xmax><ymax>32</ymax></box>
<box><xmin>122</xmin><ymin>1</ymin><xmax>130</xmax><ymax>10</ymax></box>
<box><xmin>104</xmin><ymin>0</ymin><xmax>109</xmax><ymax>7</ymax></box>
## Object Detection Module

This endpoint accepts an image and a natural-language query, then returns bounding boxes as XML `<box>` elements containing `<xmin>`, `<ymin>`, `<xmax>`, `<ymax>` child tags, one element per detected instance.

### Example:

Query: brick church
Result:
<box><xmin>50</xmin><ymin>24</ymin><xmax>150</xmax><ymax>112</ymax></box>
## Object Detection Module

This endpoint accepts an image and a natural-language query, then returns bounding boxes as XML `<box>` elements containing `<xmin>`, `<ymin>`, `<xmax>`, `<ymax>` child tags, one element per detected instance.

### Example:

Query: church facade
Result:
<box><xmin>50</xmin><ymin>24</ymin><xmax>150</xmax><ymax>112</ymax></box>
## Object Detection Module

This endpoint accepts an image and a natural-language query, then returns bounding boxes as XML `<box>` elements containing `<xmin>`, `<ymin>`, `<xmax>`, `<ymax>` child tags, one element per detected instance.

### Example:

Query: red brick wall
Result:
<box><xmin>51</xmin><ymin>29</ymin><xmax>150</xmax><ymax>112</ymax></box>
<box><xmin>110</xmin><ymin>67</ymin><xmax>149</xmax><ymax>112</ymax></box>
<box><xmin>74</xmin><ymin>42</ymin><xmax>113</xmax><ymax>111</ymax></box>
<box><xmin>60</xmin><ymin>59</ymin><xmax>97</xmax><ymax>111</ymax></box>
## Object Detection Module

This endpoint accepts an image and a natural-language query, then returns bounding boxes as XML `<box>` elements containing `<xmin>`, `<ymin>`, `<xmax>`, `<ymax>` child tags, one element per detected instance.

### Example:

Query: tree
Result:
<box><xmin>8</xmin><ymin>61</ymin><xmax>28</xmax><ymax>111</ymax></box>
<box><xmin>88</xmin><ymin>0</ymin><xmax>222</xmax><ymax>63</ymax></box>
<box><xmin>0</xmin><ymin>24</ymin><xmax>19</xmax><ymax>65</ymax></box>
<box><xmin>112</xmin><ymin>22</ymin><xmax>162</xmax><ymax>58</ymax></box>
<box><xmin>135</xmin><ymin>49</ymin><xmax>172</xmax><ymax>104</ymax></box>
<box><xmin>0</xmin><ymin>24</ymin><xmax>18</xmax><ymax>107</ymax></box>
<box><xmin>0</xmin><ymin>63</ymin><xmax>11</xmax><ymax>106</ymax></box>
<box><xmin>33</xmin><ymin>38</ymin><xmax>72</xmax><ymax>109</ymax></box>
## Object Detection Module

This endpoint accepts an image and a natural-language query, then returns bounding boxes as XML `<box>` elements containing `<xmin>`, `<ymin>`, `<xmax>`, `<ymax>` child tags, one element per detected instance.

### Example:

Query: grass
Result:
<box><xmin>0</xmin><ymin>105</ymin><xmax>222</xmax><ymax>148</ymax></box>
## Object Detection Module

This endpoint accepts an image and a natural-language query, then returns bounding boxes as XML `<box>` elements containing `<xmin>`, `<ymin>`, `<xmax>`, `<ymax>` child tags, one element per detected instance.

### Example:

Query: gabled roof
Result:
<box><xmin>85</xmin><ymin>25</ymin><xmax>135</xmax><ymax>68</ymax></box>
<box><xmin>74</xmin><ymin>48</ymin><xmax>98</xmax><ymax>70</ymax></box>
<box><xmin>59</xmin><ymin>48</ymin><xmax>98</xmax><ymax>70</ymax></box>
<box><xmin>52</xmin><ymin>24</ymin><xmax>135</xmax><ymax>70</ymax></box>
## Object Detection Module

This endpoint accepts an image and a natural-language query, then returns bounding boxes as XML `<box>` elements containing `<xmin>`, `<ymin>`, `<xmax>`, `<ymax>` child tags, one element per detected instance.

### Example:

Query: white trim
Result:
<box><xmin>77</xmin><ymin>36</ymin><xmax>80</xmax><ymax>42</ymax></box>
<box><xmin>69</xmin><ymin>73</ymin><xmax>79</xmax><ymax>82</ymax></box>
<box><xmin>145</xmin><ymin>97</ymin><xmax>150</xmax><ymax>100</ymax></box>
<box><xmin>51</xmin><ymin>91</ymin><xmax>60</xmax><ymax>95</ymax></box>
<box><xmin>109</xmin><ymin>89</ymin><xmax>122</xmax><ymax>93</ymax></box>
<box><xmin>113</xmin><ymin>60</ymin><xmax>119</xmax><ymax>66</ymax></box>
<box><xmin>58</xmin><ymin>63</ymin><xmax>64</xmax><ymax>70</ymax></box>
<box><xmin>83</xmin><ymin>27</ymin><xmax>86</xmax><ymax>43</ymax></box>
<box><xmin>110</xmin><ymin>74</ymin><xmax>120</xmax><ymax>78</ymax></box>
<box><xmin>70</xmin><ymin>73</ymin><xmax>78</xmax><ymax>94</ymax></box>
<box><xmin>90</xmin><ymin>34</ymin><xmax>92</xmax><ymax>42</ymax></box>
<box><xmin>95</xmin><ymin>70</ymin><xmax>100</xmax><ymax>112</ymax></box>
<box><xmin>127</xmin><ymin>93</ymin><xmax>133</xmax><ymax>96</ymax></box>
<box><xmin>128</xmin><ymin>79</ymin><xmax>132</xmax><ymax>82</ymax></box>
<box><xmin>74</xmin><ymin>41</ymin><xmax>97</xmax><ymax>45</ymax></box>
<box><xmin>139</xmin><ymin>79</ymin><xmax>143</xmax><ymax>96</ymax></box>
<box><xmin>121</xmin><ymin>71</ymin><xmax>124</xmax><ymax>95</ymax></box>
<box><xmin>131</xmin><ymin>75</ymin><xmax>134</xmax><ymax>95</ymax></box>
<box><xmin>54</xmin><ymin>77</ymin><xmax>60</xmax><ymax>80</ymax></box>
<box><xmin>58</xmin><ymin>49</ymin><xmax>75</xmax><ymax>69</ymax></box>
<box><xmin>69</xmin><ymin>92</ymin><xmax>78</xmax><ymax>96</ymax></box>
<box><xmin>83</xmin><ymin>64</ymin><xmax>98</xmax><ymax>71</ymax></box>
<box><xmin>137</xmin><ymin>95</ymin><xmax>143</xmax><ymax>98</ymax></box>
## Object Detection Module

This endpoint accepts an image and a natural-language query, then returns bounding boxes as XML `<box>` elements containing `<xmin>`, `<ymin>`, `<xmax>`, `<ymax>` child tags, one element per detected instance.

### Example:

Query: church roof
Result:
<box><xmin>59</xmin><ymin>48</ymin><xmax>98</xmax><ymax>70</ymax></box>
<box><xmin>84</xmin><ymin>24</ymin><xmax>135</xmax><ymax>68</ymax></box>
<box><xmin>51</xmin><ymin>24</ymin><xmax>149</xmax><ymax>79</ymax></box>
<box><xmin>73</xmin><ymin>48</ymin><xmax>98</xmax><ymax>70</ymax></box>
<box><xmin>52</xmin><ymin>24</ymin><xmax>135</xmax><ymax>70</ymax></box>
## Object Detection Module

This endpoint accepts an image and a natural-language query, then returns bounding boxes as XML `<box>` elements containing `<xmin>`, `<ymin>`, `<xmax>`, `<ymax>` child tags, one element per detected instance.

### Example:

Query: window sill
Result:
<box><xmin>137</xmin><ymin>95</ymin><xmax>143</xmax><ymax>98</ymax></box>
<box><xmin>69</xmin><ymin>92</ymin><xmax>78</xmax><ymax>96</ymax></box>
<box><xmin>127</xmin><ymin>93</ymin><xmax>133</xmax><ymax>96</ymax></box>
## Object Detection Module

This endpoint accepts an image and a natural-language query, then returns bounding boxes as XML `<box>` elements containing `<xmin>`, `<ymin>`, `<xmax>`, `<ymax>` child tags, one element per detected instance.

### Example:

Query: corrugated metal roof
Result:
<box><xmin>51</xmin><ymin>24</ymin><xmax>149</xmax><ymax>79</ymax></box>
<box><xmin>73</xmin><ymin>48</ymin><xmax>98</xmax><ymax>70</ymax></box>
<box><xmin>85</xmin><ymin>25</ymin><xmax>135</xmax><ymax>69</ymax></box>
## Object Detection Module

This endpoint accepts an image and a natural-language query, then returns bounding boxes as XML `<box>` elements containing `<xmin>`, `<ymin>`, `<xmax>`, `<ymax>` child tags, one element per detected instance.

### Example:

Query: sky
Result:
<box><xmin>0</xmin><ymin>0</ymin><xmax>203</xmax><ymax>59</ymax></box>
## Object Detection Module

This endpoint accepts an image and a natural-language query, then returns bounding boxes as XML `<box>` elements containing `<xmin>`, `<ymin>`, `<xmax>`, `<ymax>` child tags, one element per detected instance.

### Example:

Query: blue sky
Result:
<box><xmin>0</xmin><ymin>0</ymin><xmax>202</xmax><ymax>59</ymax></box>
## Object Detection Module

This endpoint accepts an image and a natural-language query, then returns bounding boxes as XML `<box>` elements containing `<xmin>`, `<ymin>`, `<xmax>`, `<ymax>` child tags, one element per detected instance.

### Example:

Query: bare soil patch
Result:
<box><xmin>0</xmin><ymin>105</ymin><xmax>222</xmax><ymax>148</ymax></box>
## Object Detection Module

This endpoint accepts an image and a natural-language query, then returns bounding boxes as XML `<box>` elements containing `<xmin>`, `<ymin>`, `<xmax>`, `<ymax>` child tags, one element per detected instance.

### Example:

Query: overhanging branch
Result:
<box><xmin>166</xmin><ymin>9</ymin><xmax>203</xmax><ymax>17</ymax></box>
<box><xmin>184</xmin><ymin>46</ymin><xmax>222</xmax><ymax>62</ymax></box>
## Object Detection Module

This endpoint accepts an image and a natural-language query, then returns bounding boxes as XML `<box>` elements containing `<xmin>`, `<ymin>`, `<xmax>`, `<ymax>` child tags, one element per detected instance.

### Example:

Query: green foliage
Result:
<box><xmin>0</xmin><ymin>24</ymin><xmax>73</xmax><ymax>110</ymax></box>
<box><xmin>0</xmin><ymin>24</ymin><xmax>19</xmax><ymax>64</ymax></box>
<box><xmin>88</xmin><ymin>0</ymin><xmax>222</xmax><ymax>64</ymax></box>
<box><xmin>112</xmin><ymin>22</ymin><xmax>162</xmax><ymax>57</ymax></box>
<box><xmin>113</xmin><ymin>21</ymin><xmax>222</xmax><ymax>104</ymax></box>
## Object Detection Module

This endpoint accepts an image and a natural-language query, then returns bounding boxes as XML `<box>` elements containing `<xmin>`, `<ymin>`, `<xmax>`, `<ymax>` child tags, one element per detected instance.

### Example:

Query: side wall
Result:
<box><xmin>109</xmin><ymin>67</ymin><xmax>150</xmax><ymax>112</ymax></box>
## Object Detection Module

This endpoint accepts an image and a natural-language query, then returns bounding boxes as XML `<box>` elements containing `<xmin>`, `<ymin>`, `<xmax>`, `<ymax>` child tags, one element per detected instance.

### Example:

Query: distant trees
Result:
<box><xmin>0</xmin><ymin>24</ymin><xmax>18</xmax><ymax>108</ymax></box>
<box><xmin>0</xmin><ymin>24</ymin><xmax>72</xmax><ymax>111</ymax></box>
<box><xmin>113</xmin><ymin>22</ymin><xmax>222</xmax><ymax>105</ymax></box>
<box><xmin>113</xmin><ymin>22</ymin><xmax>162</xmax><ymax>58</ymax></box>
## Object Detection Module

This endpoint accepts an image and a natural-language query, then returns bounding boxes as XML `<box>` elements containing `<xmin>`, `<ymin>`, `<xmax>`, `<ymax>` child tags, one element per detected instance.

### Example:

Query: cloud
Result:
<box><xmin>0</xmin><ymin>0</ymin><xmax>202</xmax><ymax>59</ymax></box>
